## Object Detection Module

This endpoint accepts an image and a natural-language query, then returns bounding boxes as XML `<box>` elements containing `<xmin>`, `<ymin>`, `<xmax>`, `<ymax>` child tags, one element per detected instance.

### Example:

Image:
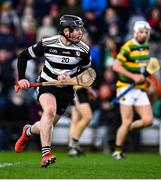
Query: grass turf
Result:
<box><xmin>0</xmin><ymin>151</ymin><xmax>161</xmax><ymax>179</ymax></box>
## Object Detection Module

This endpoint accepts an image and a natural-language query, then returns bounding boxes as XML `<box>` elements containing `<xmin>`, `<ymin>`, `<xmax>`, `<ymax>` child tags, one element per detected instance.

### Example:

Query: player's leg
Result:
<box><xmin>129</xmin><ymin>91</ymin><xmax>153</xmax><ymax>131</ymax></box>
<box><xmin>69</xmin><ymin>106</ymin><xmax>82</xmax><ymax>156</ymax></box>
<box><xmin>30</xmin><ymin>111</ymin><xmax>60</xmax><ymax>133</ymax></box>
<box><xmin>39</xmin><ymin>93</ymin><xmax>56</xmax><ymax>147</ymax></box>
<box><xmin>69</xmin><ymin>103</ymin><xmax>92</xmax><ymax>156</ymax></box>
<box><xmin>69</xmin><ymin>105</ymin><xmax>81</xmax><ymax>143</ymax></box>
<box><xmin>130</xmin><ymin>105</ymin><xmax>153</xmax><ymax>131</ymax></box>
<box><xmin>40</xmin><ymin>86</ymin><xmax>71</xmax><ymax>167</ymax></box>
<box><xmin>112</xmin><ymin>87</ymin><xmax>136</xmax><ymax>159</ymax></box>
<box><xmin>39</xmin><ymin>93</ymin><xmax>57</xmax><ymax>167</ymax></box>
<box><xmin>73</xmin><ymin>88</ymin><xmax>92</xmax><ymax>138</ymax></box>
<box><xmin>73</xmin><ymin>103</ymin><xmax>92</xmax><ymax>138</ymax></box>
<box><xmin>29</xmin><ymin>121</ymin><xmax>40</xmax><ymax>134</ymax></box>
<box><xmin>113</xmin><ymin>104</ymin><xmax>133</xmax><ymax>159</ymax></box>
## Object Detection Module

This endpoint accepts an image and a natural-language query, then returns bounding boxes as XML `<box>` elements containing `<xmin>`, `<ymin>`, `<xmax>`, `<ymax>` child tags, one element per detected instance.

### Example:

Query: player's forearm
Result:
<box><xmin>17</xmin><ymin>49</ymin><xmax>32</xmax><ymax>80</ymax></box>
<box><xmin>113</xmin><ymin>60</ymin><xmax>134</xmax><ymax>80</ymax></box>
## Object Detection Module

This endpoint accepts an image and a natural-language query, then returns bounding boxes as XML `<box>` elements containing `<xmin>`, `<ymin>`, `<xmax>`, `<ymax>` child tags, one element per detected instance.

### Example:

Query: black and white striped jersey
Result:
<box><xmin>27</xmin><ymin>35</ymin><xmax>91</xmax><ymax>81</ymax></box>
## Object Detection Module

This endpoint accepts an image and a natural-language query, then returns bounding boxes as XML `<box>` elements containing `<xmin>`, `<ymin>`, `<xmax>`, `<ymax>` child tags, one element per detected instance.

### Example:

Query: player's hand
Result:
<box><xmin>132</xmin><ymin>74</ymin><xmax>145</xmax><ymax>84</ymax></box>
<box><xmin>57</xmin><ymin>73</ymin><xmax>70</xmax><ymax>81</ymax></box>
<box><xmin>17</xmin><ymin>79</ymin><xmax>30</xmax><ymax>89</ymax></box>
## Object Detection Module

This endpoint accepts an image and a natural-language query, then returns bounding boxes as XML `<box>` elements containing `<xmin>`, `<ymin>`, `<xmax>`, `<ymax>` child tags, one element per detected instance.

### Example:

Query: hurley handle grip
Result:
<box><xmin>15</xmin><ymin>82</ymin><xmax>41</xmax><ymax>93</ymax></box>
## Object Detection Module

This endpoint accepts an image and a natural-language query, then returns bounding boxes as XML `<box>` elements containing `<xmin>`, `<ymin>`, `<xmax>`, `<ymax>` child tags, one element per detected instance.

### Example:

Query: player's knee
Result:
<box><xmin>43</xmin><ymin>106</ymin><xmax>56</xmax><ymax>118</ymax></box>
<box><xmin>122</xmin><ymin>120</ymin><xmax>132</xmax><ymax>128</ymax></box>
<box><xmin>143</xmin><ymin>117</ymin><xmax>153</xmax><ymax>127</ymax></box>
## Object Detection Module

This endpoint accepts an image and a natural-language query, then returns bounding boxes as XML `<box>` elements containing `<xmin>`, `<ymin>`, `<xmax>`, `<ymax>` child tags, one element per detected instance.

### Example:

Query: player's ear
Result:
<box><xmin>63</xmin><ymin>28</ymin><xmax>69</xmax><ymax>35</ymax></box>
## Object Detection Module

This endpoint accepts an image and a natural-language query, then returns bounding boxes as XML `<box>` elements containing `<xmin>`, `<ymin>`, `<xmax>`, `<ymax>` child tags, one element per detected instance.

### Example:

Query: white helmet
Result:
<box><xmin>134</xmin><ymin>21</ymin><xmax>151</xmax><ymax>32</ymax></box>
<box><xmin>133</xmin><ymin>21</ymin><xmax>151</xmax><ymax>38</ymax></box>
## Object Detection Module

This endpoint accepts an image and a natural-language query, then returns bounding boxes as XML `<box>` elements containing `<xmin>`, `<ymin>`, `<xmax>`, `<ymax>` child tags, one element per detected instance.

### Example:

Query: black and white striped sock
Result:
<box><xmin>42</xmin><ymin>146</ymin><xmax>51</xmax><ymax>157</ymax></box>
<box><xmin>26</xmin><ymin>126</ymin><xmax>32</xmax><ymax>136</ymax></box>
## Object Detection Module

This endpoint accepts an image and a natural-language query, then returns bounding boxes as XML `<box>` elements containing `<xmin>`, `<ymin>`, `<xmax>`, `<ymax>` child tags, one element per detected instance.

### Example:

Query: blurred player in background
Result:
<box><xmin>112</xmin><ymin>21</ymin><xmax>153</xmax><ymax>159</ymax></box>
<box><xmin>68</xmin><ymin>86</ymin><xmax>97</xmax><ymax>156</ymax></box>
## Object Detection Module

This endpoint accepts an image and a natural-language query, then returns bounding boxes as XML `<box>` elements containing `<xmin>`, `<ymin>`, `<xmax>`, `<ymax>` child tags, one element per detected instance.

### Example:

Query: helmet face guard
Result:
<box><xmin>59</xmin><ymin>15</ymin><xmax>84</xmax><ymax>43</ymax></box>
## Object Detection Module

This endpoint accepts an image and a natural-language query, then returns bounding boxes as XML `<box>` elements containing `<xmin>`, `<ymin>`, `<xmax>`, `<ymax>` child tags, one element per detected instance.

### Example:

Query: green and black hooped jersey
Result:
<box><xmin>116</xmin><ymin>38</ymin><xmax>150</xmax><ymax>90</ymax></box>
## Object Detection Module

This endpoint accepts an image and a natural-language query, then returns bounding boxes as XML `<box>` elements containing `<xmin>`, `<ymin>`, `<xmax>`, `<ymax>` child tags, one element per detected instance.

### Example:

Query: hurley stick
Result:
<box><xmin>15</xmin><ymin>68</ymin><xmax>96</xmax><ymax>93</ymax></box>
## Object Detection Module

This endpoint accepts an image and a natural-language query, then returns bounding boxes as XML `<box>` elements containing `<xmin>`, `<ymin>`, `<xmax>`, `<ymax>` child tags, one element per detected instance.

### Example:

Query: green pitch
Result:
<box><xmin>0</xmin><ymin>151</ymin><xmax>161</xmax><ymax>179</ymax></box>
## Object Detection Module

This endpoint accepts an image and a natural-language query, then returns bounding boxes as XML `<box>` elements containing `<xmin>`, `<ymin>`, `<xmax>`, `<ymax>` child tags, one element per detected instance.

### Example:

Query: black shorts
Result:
<box><xmin>71</xmin><ymin>88</ymin><xmax>89</xmax><ymax>105</ymax></box>
<box><xmin>36</xmin><ymin>84</ymin><xmax>74</xmax><ymax>116</ymax></box>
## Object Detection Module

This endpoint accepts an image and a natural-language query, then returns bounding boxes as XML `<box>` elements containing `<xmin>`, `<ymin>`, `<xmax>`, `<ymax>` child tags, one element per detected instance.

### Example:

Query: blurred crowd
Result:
<box><xmin>0</xmin><ymin>0</ymin><xmax>161</xmax><ymax>151</ymax></box>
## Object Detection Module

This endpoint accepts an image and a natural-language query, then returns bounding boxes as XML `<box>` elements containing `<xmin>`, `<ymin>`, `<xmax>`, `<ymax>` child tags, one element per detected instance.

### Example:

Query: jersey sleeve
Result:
<box><xmin>28</xmin><ymin>41</ymin><xmax>45</xmax><ymax>58</ymax></box>
<box><xmin>116</xmin><ymin>44</ymin><xmax>130</xmax><ymax>63</ymax></box>
<box><xmin>17</xmin><ymin>41</ymin><xmax>45</xmax><ymax>80</ymax></box>
<box><xmin>79</xmin><ymin>50</ymin><xmax>92</xmax><ymax>69</ymax></box>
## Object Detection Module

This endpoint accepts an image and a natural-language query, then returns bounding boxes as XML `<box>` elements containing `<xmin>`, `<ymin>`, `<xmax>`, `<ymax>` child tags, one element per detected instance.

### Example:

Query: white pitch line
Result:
<box><xmin>0</xmin><ymin>162</ymin><xmax>19</xmax><ymax>168</ymax></box>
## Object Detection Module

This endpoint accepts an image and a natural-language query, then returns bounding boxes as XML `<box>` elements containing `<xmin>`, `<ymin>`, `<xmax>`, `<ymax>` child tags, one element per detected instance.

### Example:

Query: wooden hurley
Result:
<box><xmin>15</xmin><ymin>68</ymin><xmax>96</xmax><ymax>93</ymax></box>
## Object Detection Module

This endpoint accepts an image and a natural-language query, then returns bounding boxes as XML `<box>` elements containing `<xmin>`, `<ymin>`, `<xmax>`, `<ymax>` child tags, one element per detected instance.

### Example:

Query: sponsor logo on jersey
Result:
<box><xmin>62</xmin><ymin>51</ymin><xmax>71</xmax><ymax>54</ymax></box>
<box><xmin>75</xmin><ymin>50</ymin><xmax>80</xmax><ymax>57</ymax></box>
<box><xmin>49</xmin><ymin>48</ymin><xmax>58</xmax><ymax>53</ymax></box>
